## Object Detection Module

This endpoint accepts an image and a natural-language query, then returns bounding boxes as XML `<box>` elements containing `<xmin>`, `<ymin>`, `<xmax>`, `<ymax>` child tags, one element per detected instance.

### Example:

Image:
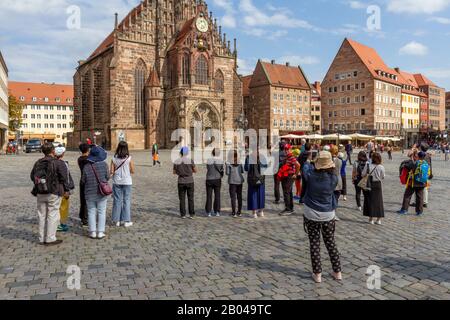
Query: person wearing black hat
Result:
<box><xmin>81</xmin><ymin>145</ymin><xmax>111</xmax><ymax>239</ymax></box>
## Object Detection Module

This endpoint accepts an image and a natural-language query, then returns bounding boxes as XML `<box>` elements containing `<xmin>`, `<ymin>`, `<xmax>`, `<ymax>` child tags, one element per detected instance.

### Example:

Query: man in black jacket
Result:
<box><xmin>30</xmin><ymin>142</ymin><xmax>69</xmax><ymax>245</ymax></box>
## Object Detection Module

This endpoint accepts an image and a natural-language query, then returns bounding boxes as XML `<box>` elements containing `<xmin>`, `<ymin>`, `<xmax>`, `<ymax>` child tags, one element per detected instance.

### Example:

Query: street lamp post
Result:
<box><xmin>335</xmin><ymin>124</ymin><xmax>340</xmax><ymax>146</ymax></box>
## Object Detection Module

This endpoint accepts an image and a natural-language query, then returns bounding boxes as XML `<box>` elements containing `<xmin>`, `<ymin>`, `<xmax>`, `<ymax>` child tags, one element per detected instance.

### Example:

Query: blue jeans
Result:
<box><xmin>112</xmin><ymin>184</ymin><xmax>132</xmax><ymax>222</ymax></box>
<box><xmin>87</xmin><ymin>197</ymin><xmax>108</xmax><ymax>233</ymax></box>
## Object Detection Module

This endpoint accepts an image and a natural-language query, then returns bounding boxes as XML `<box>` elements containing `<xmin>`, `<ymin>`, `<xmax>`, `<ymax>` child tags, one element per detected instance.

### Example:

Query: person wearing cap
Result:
<box><xmin>303</xmin><ymin>151</ymin><xmax>342</xmax><ymax>283</ymax></box>
<box><xmin>278</xmin><ymin>144</ymin><xmax>300</xmax><ymax>216</ymax></box>
<box><xmin>173</xmin><ymin>147</ymin><xmax>197</xmax><ymax>219</ymax></box>
<box><xmin>81</xmin><ymin>145</ymin><xmax>110</xmax><ymax>239</ymax></box>
<box><xmin>55</xmin><ymin>146</ymin><xmax>75</xmax><ymax>232</ymax></box>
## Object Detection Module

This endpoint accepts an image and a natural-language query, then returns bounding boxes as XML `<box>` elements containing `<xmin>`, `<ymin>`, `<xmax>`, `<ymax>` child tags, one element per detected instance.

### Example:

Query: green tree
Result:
<box><xmin>8</xmin><ymin>94</ymin><xmax>24</xmax><ymax>132</ymax></box>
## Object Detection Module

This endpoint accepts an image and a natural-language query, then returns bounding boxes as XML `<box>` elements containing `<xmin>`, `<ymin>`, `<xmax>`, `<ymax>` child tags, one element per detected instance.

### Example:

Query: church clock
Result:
<box><xmin>196</xmin><ymin>17</ymin><xmax>209</xmax><ymax>33</ymax></box>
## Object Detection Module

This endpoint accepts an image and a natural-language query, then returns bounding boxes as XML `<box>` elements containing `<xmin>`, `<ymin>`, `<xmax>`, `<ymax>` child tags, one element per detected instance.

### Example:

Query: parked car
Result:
<box><xmin>25</xmin><ymin>139</ymin><xmax>42</xmax><ymax>153</ymax></box>
<box><xmin>52</xmin><ymin>141</ymin><xmax>64</xmax><ymax>148</ymax></box>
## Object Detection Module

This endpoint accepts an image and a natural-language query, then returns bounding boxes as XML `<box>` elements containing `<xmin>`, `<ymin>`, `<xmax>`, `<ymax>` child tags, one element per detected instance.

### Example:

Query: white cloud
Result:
<box><xmin>399</xmin><ymin>41</ymin><xmax>429</xmax><ymax>56</ymax></box>
<box><xmin>237</xmin><ymin>58</ymin><xmax>256</xmax><ymax>75</ymax></box>
<box><xmin>212</xmin><ymin>0</ymin><xmax>236</xmax><ymax>28</ymax></box>
<box><xmin>244</xmin><ymin>29</ymin><xmax>288</xmax><ymax>40</ymax></box>
<box><xmin>428</xmin><ymin>16</ymin><xmax>450</xmax><ymax>24</ymax></box>
<box><xmin>387</xmin><ymin>0</ymin><xmax>450</xmax><ymax>14</ymax></box>
<box><xmin>239</xmin><ymin>0</ymin><xmax>316</xmax><ymax>30</ymax></box>
<box><xmin>348</xmin><ymin>1</ymin><xmax>367</xmax><ymax>9</ymax></box>
<box><xmin>277</xmin><ymin>55</ymin><xmax>320</xmax><ymax>66</ymax></box>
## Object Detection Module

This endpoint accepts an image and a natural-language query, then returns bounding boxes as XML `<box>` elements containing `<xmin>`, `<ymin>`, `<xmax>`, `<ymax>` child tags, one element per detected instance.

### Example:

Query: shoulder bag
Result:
<box><xmin>358</xmin><ymin>164</ymin><xmax>377</xmax><ymax>191</ymax></box>
<box><xmin>91</xmin><ymin>163</ymin><xmax>113</xmax><ymax>196</ymax></box>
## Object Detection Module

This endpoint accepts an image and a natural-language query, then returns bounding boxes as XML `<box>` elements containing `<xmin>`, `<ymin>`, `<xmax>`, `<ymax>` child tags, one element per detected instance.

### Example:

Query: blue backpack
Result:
<box><xmin>414</xmin><ymin>160</ymin><xmax>429</xmax><ymax>184</ymax></box>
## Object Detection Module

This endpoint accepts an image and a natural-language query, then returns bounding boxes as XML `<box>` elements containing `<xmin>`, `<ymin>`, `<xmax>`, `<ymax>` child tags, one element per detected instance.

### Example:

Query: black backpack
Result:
<box><xmin>32</xmin><ymin>158</ymin><xmax>57</xmax><ymax>196</ymax></box>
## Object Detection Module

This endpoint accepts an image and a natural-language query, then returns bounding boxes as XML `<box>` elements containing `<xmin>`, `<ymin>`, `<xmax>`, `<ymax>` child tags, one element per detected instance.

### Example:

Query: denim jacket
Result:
<box><xmin>304</xmin><ymin>170</ymin><xmax>338</xmax><ymax>212</ymax></box>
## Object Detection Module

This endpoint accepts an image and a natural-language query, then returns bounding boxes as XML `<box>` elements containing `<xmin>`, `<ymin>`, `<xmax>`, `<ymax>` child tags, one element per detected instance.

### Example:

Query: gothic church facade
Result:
<box><xmin>70</xmin><ymin>0</ymin><xmax>243</xmax><ymax>150</ymax></box>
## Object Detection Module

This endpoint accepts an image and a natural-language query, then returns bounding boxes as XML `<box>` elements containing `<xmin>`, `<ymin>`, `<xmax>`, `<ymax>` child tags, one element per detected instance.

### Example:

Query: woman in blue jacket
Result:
<box><xmin>303</xmin><ymin>151</ymin><xmax>342</xmax><ymax>283</ymax></box>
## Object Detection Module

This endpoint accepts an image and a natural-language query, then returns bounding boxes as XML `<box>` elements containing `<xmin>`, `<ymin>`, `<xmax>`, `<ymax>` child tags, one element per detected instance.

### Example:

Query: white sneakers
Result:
<box><xmin>114</xmin><ymin>221</ymin><xmax>133</xmax><ymax>227</ymax></box>
<box><xmin>90</xmin><ymin>232</ymin><xmax>106</xmax><ymax>239</ymax></box>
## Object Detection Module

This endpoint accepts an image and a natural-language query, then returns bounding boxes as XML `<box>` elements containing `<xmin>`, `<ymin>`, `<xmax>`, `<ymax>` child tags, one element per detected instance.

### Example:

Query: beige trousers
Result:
<box><xmin>37</xmin><ymin>194</ymin><xmax>62</xmax><ymax>243</ymax></box>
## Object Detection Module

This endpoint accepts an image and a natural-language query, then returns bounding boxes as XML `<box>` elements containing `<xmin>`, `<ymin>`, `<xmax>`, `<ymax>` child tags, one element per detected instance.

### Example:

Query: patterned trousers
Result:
<box><xmin>304</xmin><ymin>217</ymin><xmax>341</xmax><ymax>274</ymax></box>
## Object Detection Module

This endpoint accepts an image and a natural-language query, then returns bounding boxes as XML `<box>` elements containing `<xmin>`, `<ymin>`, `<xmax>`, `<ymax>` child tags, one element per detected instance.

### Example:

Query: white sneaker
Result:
<box><xmin>115</xmin><ymin>222</ymin><xmax>121</xmax><ymax>227</ymax></box>
<box><xmin>343</xmin><ymin>196</ymin><xmax>347</xmax><ymax>201</ymax></box>
<box><xmin>369</xmin><ymin>220</ymin><xmax>375</xmax><ymax>225</ymax></box>
<box><xmin>215</xmin><ymin>212</ymin><xmax>221</xmax><ymax>217</ymax></box>
<box><xmin>97</xmin><ymin>232</ymin><xmax>105</xmax><ymax>239</ymax></box>
<box><xmin>124</xmin><ymin>222</ymin><xmax>133</xmax><ymax>228</ymax></box>
<box><xmin>89</xmin><ymin>232</ymin><xmax>97</xmax><ymax>239</ymax></box>
<box><xmin>376</xmin><ymin>220</ymin><xmax>382</xmax><ymax>225</ymax></box>
<box><xmin>207</xmin><ymin>212</ymin><xmax>212</xmax><ymax>217</ymax></box>
<box><xmin>358</xmin><ymin>206</ymin><xmax>362</xmax><ymax>212</ymax></box>
<box><xmin>258</xmin><ymin>211</ymin><xmax>265</xmax><ymax>218</ymax></box>
<box><xmin>334</xmin><ymin>216</ymin><xmax>340</xmax><ymax>221</ymax></box>
<box><xmin>253</xmin><ymin>213</ymin><xmax>258</xmax><ymax>219</ymax></box>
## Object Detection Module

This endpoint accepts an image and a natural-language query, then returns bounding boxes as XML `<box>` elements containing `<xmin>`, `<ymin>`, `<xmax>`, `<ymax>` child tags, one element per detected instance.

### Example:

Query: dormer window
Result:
<box><xmin>44</xmin><ymin>97</ymin><xmax>49</xmax><ymax>102</ymax></box>
<box><xmin>55</xmin><ymin>97</ymin><xmax>61</xmax><ymax>102</ymax></box>
<box><xmin>32</xmin><ymin>97</ymin><xmax>37</xmax><ymax>101</ymax></box>
<box><xmin>20</xmin><ymin>96</ymin><xmax>25</xmax><ymax>101</ymax></box>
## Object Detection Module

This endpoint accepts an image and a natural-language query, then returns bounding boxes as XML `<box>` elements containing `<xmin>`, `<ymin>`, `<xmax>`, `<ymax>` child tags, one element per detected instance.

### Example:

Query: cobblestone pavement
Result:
<box><xmin>0</xmin><ymin>150</ymin><xmax>449</xmax><ymax>300</ymax></box>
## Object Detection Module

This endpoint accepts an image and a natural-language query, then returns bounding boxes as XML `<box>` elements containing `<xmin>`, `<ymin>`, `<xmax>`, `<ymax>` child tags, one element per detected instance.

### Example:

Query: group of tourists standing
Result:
<box><xmin>29</xmin><ymin>137</ymin><xmax>434</xmax><ymax>284</ymax></box>
<box><xmin>30</xmin><ymin>141</ymin><xmax>135</xmax><ymax>245</ymax></box>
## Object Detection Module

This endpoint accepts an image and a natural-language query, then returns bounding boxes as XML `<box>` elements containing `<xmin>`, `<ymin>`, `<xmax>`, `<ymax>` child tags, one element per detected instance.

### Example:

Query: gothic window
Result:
<box><xmin>214</xmin><ymin>70</ymin><xmax>224</xmax><ymax>92</ymax></box>
<box><xmin>195</xmin><ymin>55</ymin><xmax>208</xmax><ymax>85</ymax></box>
<box><xmin>135</xmin><ymin>60</ymin><xmax>146</xmax><ymax>125</ymax></box>
<box><xmin>182</xmin><ymin>54</ymin><xmax>190</xmax><ymax>85</ymax></box>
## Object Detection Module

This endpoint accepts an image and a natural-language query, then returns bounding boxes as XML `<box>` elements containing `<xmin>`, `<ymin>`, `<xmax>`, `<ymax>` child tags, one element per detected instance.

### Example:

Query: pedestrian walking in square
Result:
<box><xmin>303</xmin><ymin>151</ymin><xmax>342</xmax><ymax>283</ymax></box>
<box><xmin>30</xmin><ymin>142</ymin><xmax>69</xmax><ymax>246</ymax></box>
<box><xmin>111</xmin><ymin>141</ymin><xmax>135</xmax><ymax>227</ymax></box>
<box><xmin>226</xmin><ymin>150</ymin><xmax>245</xmax><ymax>218</ymax></box>
<box><xmin>173</xmin><ymin>147</ymin><xmax>196</xmax><ymax>219</ymax></box>
<box><xmin>81</xmin><ymin>145</ymin><xmax>111</xmax><ymax>239</ymax></box>
<box><xmin>205</xmin><ymin>148</ymin><xmax>224</xmax><ymax>217</ymax></box>
<box><xmin>152</xmin><ymin>141</ymin><xmax>161</xmax><ymax>167</ymax></box>
<box><xmin>330</xmin><ymin>145</ymin><xmax>342</xmax><ymax>220</ymax></box>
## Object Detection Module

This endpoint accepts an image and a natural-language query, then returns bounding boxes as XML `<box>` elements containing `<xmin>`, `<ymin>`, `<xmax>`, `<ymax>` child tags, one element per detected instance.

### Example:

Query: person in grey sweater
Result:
<box><xmin>226</xmin><ymin>150</ymin><xmax>245</xmax><ymax>217</ymax></box>
<box><xmin>205</xmin><ymin>148</ymin><xmax>224</xmax><ymax>217</ymax></box>
<box><xmin>81</xmin><ymin>145</ymin><xmax>110</xmax><ymax>239</ymax></box>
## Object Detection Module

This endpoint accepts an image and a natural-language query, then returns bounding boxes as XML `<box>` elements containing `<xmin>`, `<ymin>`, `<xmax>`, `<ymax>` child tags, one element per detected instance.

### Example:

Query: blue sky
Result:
<box><xmin>0</xmin><ymin>0</ymin><xmax>449</xmax><ymax>90</ymax></box>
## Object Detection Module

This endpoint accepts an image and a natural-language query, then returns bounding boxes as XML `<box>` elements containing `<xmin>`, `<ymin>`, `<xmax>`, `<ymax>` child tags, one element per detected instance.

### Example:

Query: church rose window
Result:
<box><xmin>195</xmin><ymin>55</ymin><xmax>208</xmax><ymax>85</ymax></box>
<box><xmin>215</xmin><ymin>70</ymin><xmax>224</xmax><ymax>92</ymax></box>
<box><xmin>135</xmin><ymin>60</ymin><xmax>146</xmax><ymax>125</ymax></box>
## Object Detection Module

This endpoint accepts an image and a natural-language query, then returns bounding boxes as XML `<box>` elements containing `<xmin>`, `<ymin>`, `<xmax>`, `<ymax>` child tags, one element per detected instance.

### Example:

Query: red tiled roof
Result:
<box><xmin>311</xmin><ymin>81</ymin><xmax>321</xmax><ymax>96</ymax></box>
<box><xmin>9</xmin><ymin>81</ymin><xmax>74</xmax><ymax>106</ymax></box>
<box><xmin>241</xmin><ymin>75</ymin><xmax>252</xmax><ymax>96</ymax></box>
<box><xmin>260</xmin><ymin>61</ymin><xmax>310</xmax><ymax>89</ymax></box>
<box><xmin>346</xmin><ymin>38</ymin><xmax>401</xmax><ymax>86</ymax></box>
<box><xmin>396</xmin><ymin>69</ymin><xmax>427</xmax><ymax>98</ymax></box>
<box><xmin>89</xmin><ymin>32</ymin><xmax>114</xmax><ymax>59</ymax></box>
<box><xmin>88</xmin><ymin>2</ymin><xmax>147</xmax><ymax>60</ymax></box>
<box><xmin>413</xmin><ymin>73</ymin><xmax>437</xmax><ymax>87</ymax></box>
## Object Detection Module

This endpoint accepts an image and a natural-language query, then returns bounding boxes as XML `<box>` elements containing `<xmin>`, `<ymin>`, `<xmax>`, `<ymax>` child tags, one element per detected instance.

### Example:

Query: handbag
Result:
<box><xmin>358</xmin><ymin>165</ymin><xmax>377</xmax><ymax>191</ymax></box>
<box><xmin>90</xmin><ymin>163</ymin><xmax>113</xmax><ymax>196</ymax></box>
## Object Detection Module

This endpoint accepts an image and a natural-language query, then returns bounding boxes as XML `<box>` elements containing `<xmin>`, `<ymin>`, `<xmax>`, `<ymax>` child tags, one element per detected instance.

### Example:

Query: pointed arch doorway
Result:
<box><xmin>189</xmin><ymin>103</ymin><xmax>220</xmax><ymax>150</ymax></box>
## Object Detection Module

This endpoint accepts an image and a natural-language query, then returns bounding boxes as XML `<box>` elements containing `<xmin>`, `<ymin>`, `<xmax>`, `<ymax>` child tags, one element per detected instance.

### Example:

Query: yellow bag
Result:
<box><xmin>60</xmin><ymin>197</ymin><xmax>70</xmax><ymax>223</ymax></box>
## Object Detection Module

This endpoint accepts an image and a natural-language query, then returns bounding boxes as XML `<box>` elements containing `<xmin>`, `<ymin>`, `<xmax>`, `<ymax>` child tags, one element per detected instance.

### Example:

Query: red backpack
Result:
<box><xmin>400</xmin><ymin>167</ymin><xmax>409</xmax><ymax>185</ymax></box>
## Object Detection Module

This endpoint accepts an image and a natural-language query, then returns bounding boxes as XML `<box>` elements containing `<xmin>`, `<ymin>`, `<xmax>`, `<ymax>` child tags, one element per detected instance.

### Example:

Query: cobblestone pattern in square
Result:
<box><xmin>0</xmin><ymin>150</ymin><xmax>449</xmax><ymax>300</ymax></box>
